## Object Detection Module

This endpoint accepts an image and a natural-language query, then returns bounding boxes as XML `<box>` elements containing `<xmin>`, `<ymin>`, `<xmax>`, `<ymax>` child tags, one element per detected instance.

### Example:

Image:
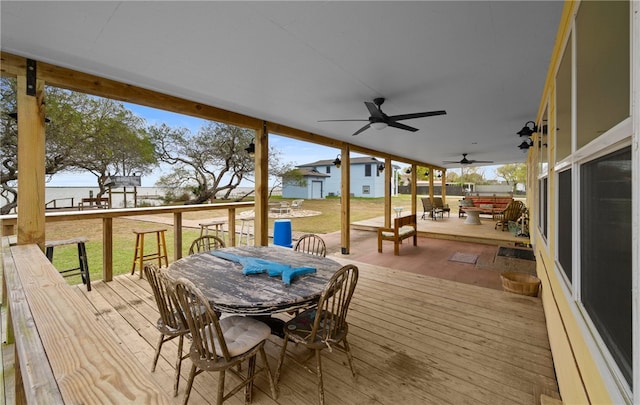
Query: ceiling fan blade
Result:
<box><xmin>472</xmin><ymin>160</ymin><xmax>494</xmax><ymax>163</ymax></box>
<box><xmin>352</xmin><ymin>123</ymin><xmax>371</xmax><ymax>136</ymax></box>
<box><xmin>388</xmin><ymin>121</ymin><xmax>418</xmax><ymax>132</ymax></box>
<box><xmin>389</xmin><ymin>110</ymin><xmax>447</xmax><ymax>121</ymax></box>
<box><xmin>365</xmin><ymin>101</ymin><xmax>384</xmax><ymax>119</ymax></box>
<box><xmin>318</xmin><ymin>119</ymin><xmax>369</xmax><ymax>122</ymax></box>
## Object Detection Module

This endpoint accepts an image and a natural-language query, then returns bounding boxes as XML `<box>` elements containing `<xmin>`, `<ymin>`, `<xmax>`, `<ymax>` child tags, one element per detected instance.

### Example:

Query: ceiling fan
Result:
<box><xmin>319</xmin><ymin>97</ymin><xmax>446</xmax><ymax>136</ymax></box>
<box><xmin>443</xmin><ymin>153</ymin><xmax>494</xmax><ymax>165</ymax></box>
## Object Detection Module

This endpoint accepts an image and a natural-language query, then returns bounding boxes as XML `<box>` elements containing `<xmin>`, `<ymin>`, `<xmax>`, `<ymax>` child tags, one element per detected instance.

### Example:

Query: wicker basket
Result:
<box><xmin>500</xmin><ymin>272</ymin><xmax>541</xmax><ymax>297</ymax></box>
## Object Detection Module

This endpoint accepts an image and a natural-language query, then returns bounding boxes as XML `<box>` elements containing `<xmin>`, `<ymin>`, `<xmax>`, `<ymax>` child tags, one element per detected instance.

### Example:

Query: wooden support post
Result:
<box><xmin>384</xmin><ymin>158</ymin><xmax>392</xmax><ymax>228</ymax></box>
<box><xmin>340</xmin><ymin>147</ymin><xmax>350</xmax><ymax>254</ymax></box>
<box><xmin>254</xmin><ymin>122</ymin><xmax>269</xmax><ymax>246</ymax></box>
<box><xmin>16</xmin><ymin>62</ymin><xmax>46</xmax><ymax>248</ymax></box>
<box><xmin>411</xmin><ymin>164</ymin><xmax>417</xmax><ymax>216</ymax></box>
<box><xmin>102</xmin><ymin>217</ymin><xmax>113</xmax><ymax>281</ymax></box>
<box><xmin>429</xmin><ymin>169</ymin><xmax>435</xmax><ymax>202</ymax></box>
<box><xmin>227</xmin><ymin>208</ymin><xmax>236</xmax><ymax>246</ymax></box>
<box><xmin>173</xmin><ymin>212</ymin><xmax>182</xmax><ymax>260</ymax></box>
<box><xmin>441</xmin><ymin>169</ymin><xmax>447</xmax><ymax>204</ymax></box>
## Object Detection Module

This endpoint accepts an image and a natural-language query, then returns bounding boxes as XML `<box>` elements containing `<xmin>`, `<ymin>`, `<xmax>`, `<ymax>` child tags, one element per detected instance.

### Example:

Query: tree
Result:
<box><xmin>1</xmin><ymin>79</ymin><xmax>157</xmax><ymax>213</ymax></box>
<box><xmin>1</xmin><ymin>79</ymin><xmax>91</xmax><ymax>214</ymax></box>
<box><xmin>152</xmin><ymin>122</ymin><xmax>271</xmax><ymax>203</ymax></box>
<box><xmin>495</xmin><ymin>163</ymin><xmax>527</xmax><ymax>193</ymax></box>
<box><xmin>68</xmin><ymin>97</ymin><xmax>156</xmax><ymax>198</ymax></box>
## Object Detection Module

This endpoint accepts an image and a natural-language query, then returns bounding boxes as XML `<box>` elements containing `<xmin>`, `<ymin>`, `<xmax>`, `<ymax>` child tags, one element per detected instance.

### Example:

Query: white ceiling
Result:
<box><xmin>1</xmin><ymin>1</ymin><xmax>563</xmax><ymax>168</ymax></box>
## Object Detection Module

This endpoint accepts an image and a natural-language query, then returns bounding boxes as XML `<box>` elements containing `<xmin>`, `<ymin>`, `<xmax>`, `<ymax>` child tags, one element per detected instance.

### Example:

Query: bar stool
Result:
<box><xmin>198</xmin><ymin>219</ymin><xmax>227</xmax><ymax>240</ymax></box>
<box><xmin>237</xmin><ymin>217</ymin><xmax>254</xmax><ymax>246</ymax></box>
<box><xmin>131</xmin><ymin>228</ymin><xmax>169</xmax><ymax>278</ymax></box>
<box><xmin>45</xmin><ymin>237</ymin><xmax>91</xmax><ymax>291</ymax></box>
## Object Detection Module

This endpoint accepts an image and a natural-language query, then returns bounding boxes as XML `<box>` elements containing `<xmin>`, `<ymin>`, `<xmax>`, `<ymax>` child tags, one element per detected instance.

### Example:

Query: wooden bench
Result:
<box><xmin>1</xmin><ymin>237</ymin><xmax>170</xmax><ymax>404</ymax></box>
<box><xmin>377</xmin><ymin>214</ymin><xmax>417</xmax><ymax>256</ymax></box>
<box><xmin>459</xmin><ymin>195</ymin><xmax>513</xmax><ymax>219</ymax></box>
<box><xmin>78</xmin><ymin>197</ymin><xmax>109</xmax><ymax>210</ymax></box>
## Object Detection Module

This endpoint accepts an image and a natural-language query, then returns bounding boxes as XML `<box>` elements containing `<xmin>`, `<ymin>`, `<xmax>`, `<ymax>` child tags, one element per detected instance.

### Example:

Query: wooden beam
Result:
<box><xmin>254</xmin><ymin>123</ymin><xmax>269</xmax><ymax>246</ymax></box>
<box><xmin>411</xmin><ymin>164</ymin><xmax>417</xmax><ymax>216</ymax></box>
<box><xmin>340</xmin><ymin>147</ymin><xmax>350</xmax><ymax>254</ymax></box>
<box><xmin>1</xmin><ymin>52</ymin><xmax>261</xmax><ymax>130</ymax></box>
<box><xmin>384</xmin><ymin>158</ymin><xmax>392</xmax><ymax>228</ymax></box>
<box><xmin>2</xmin><ymin>52</ymin><xmax>448</xmax><ymax>171</ymax></box>
<box><xmin>266</xmin><ymin>122</ymin><xmax>344</xmax><ymax>149</ymax></box>
<box><xmin>102</xmin><ymin>218</ymin><xmax>113</xmax><ymax>281</ymax></box>
<box><xmin>16</xmin><ymin>70</ymin><xmax>45</xmax><ymax>247</ymax></box>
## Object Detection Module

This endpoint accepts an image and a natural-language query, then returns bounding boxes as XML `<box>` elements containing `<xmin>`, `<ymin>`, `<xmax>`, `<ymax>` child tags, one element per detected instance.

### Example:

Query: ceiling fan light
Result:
<box><xmin>370</xmin><ymin>122</ymin><xmax>388</xmax><ymax>130</ymax></box>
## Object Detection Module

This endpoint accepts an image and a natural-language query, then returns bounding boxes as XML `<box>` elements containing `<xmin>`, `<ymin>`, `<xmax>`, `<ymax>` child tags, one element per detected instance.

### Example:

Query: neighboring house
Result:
<box><xmin>282</xmin><ymin>156</ymin><xmax>392</xmax><ymax>198</ymax></box>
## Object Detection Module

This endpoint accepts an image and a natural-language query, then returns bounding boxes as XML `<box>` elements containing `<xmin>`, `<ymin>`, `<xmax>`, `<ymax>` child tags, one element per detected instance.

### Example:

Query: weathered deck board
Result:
<box><xmin>72</xmin><ymin>258</ymin><xmax>559</xmax><ymax>405</ymax></box>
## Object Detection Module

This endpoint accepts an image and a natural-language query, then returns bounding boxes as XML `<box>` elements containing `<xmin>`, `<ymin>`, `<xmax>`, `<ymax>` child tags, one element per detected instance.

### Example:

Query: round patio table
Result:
<box><xmin>166</xmin><ymin>246</ymin><xmax>341</xmax><ymax>316</ymax></box>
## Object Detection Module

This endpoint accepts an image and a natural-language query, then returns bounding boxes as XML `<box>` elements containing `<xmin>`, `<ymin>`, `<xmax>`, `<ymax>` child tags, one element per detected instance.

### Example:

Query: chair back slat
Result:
<box><xmin>503</xmin><ymin>200</ymin><xmax>525</xmax><ymax>222</ymax></box>
<box><xmin>294</xmin><ymin>234</ymin><xmax>327</xmax><ymax>257</ymax></box>
<box><xmin>144</xmin><ymin>263</ymin><xmax>184</xmax><ymax>330</ymax></box>
<box><xmin>173</xmin><ymin>277</ymin><xmax>230</xmax><ymax>361</ymax></box>
<box><xmin>189</xmin><ymin>235</ymin><xmax>226</xmax><ymax>255</ymax></box>
<box><xmin>310</xmin><ymin>264</ymin><xmax>358</xmax><ymax>344</ymax></box>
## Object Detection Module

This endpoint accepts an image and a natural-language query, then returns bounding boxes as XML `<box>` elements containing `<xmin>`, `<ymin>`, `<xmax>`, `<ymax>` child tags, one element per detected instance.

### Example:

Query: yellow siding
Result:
<box><xmin>531</xmin><ymin>1</ymin><xmax>622</xmax><ymax>403</ymax></box>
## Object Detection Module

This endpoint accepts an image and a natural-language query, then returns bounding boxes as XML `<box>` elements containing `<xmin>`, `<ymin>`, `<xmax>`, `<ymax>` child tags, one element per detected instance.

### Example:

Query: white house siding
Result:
<box><xmin>283</xmin><ymin>159</ymin><xmax>386</xmax><ymax>198</ymax></box>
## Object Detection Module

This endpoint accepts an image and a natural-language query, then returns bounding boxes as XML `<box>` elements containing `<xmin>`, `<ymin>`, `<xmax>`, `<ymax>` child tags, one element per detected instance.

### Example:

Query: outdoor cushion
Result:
<box><xmin>205</xmin><ymin>316</ymin><xmax>271</xmax><ymax>357</ymax></box>
<box><xmin>381</xmin><ymin>226</ymin><xmax>414</xmax><ymax>238</ymax></box>
<box><xmin>398</xmin><ymin>226</ymin><xmax>416</xmax><ymax>236</ymax></box>
<box><xmin>479</xmin><ymin>204</ymin><xmax>494</xmax><ymax>210</ymax></box>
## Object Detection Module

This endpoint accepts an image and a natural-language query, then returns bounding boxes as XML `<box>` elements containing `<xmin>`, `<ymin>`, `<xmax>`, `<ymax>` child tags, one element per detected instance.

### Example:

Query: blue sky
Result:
<box><xmin>47</xmin><ymin>103</ymin><xmax>497</xmax><ymax>187</ymax></box>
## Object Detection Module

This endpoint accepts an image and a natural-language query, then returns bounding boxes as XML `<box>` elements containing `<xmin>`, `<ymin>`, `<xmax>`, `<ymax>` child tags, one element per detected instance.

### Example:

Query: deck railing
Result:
<box><xmin>0</xmin><ymin>201</ymin><xmax>254</xmax><ymax>281</ymax></box>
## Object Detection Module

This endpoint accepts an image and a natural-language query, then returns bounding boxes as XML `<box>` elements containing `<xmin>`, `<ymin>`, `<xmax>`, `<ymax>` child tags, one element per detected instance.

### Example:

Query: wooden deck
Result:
<box><xmin>71</xmin><ymin>256</ymin><xmax>559</xmax><ymax>405</ymax></box>
<box><xmin>352</xmin><ymin>213</ymin><xmax>530</xmax><ymax>247</ymax></box>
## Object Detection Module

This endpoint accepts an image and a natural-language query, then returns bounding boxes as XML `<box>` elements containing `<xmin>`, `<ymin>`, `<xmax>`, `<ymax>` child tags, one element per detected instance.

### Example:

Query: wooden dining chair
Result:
<box><xmin>293</xmin><ymin>233</ymin><xmax>327</xmax><ymax>257</ymax></box>
<box><xmin>275</xmin><ymin>264</ymin><xmax>359</xmax><ymax>405</ymax></box>
<box><xmin>172</xmin><ymin>277</ymin><xmax>277</xmax><ymax>405</ymax></box>
<box><xmin>143</xmin><ymin>263</ymin><xmax>190</xmax><ymax>397</ymax></box>
<box><xmin>188</xmin><ymin>235</ymin><xmax>225</xmax><ymax>255</ymax></box>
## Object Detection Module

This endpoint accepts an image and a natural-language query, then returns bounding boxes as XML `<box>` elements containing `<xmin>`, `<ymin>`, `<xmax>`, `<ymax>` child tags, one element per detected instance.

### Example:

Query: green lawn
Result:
<box><xmin>45</xmin><ymin>194</ymin><xmax>464</xmax><ymax>285</ymax></box>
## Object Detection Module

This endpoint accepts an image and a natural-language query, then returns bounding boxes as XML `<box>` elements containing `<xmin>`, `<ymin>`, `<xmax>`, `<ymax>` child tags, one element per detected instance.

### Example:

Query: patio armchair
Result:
<box><xmin>494</xmin><ymin>200</ymin><xmax>526</xmax><ymax>231</ymax></box>
<box><xmin>378</xmin><ymin>214</ymin><xmax>418</xmax><ymax>256</ymax></box>
<box><xmin>275</xmin><ymin>264</ymin><xmax>359</xmax><ymax>405</ymax></box>
<box><xmin>433</xmin><ymin>197</ymin><xmax>450</xmax><ymax>217</ymax></box>
<box><xmin>420</xmin><ymin>197</ymin><xmax>443</xmax><ymax>220</ymax></box>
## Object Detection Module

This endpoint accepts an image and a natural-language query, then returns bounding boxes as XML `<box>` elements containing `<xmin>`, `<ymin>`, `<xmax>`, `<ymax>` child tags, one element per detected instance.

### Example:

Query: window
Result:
<box><xmin>362</xmin><ymin>185</ymin><xmax>370</xmax><ymax>195</ymax></box>
<box><xmin>539</xmin><ymin>177</ymin><xmax>548</xmax><ymax>241</ymax></box>
<box><xmin>576</xmin><ymin>1</ymin><xmax>629</xmax><ymax>148</ymax></box>
<box><xmin>326</xmin><ymin>166</ymin><xmax>330</xmax><ymax>174</ymax></box>
<box><xmin>580</xmin><ymin>146</ymin><xmax>632</xmax><ymax>386</ymax></box>
<box><xmin>556</xmin><ymin>34</ymin><xmax>572</xmax><ymax>162</ymax></box>
<box><xmin>557</xmin><ymin>169</ymin><xmax>572</xmax><ymax>282</ymax></box>
<box><xmin>364</xmin><ymin>164</ymin><xmax>372</xmax><ymax>177</ymax></box>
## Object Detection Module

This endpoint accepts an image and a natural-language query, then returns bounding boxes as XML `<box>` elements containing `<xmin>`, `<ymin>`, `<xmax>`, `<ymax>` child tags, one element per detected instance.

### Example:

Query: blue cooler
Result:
<box><xmin>273</xmin><ymin>219</ymin><xmax>293</xmax><ymax>248</ymax></box>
